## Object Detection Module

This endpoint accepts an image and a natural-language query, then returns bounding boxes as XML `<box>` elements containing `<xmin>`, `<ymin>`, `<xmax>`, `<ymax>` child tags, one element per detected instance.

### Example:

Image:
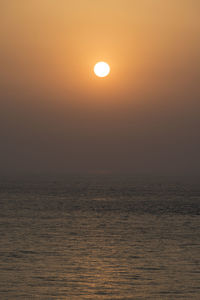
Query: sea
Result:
<box><xmin>0</xmin><ymin>174</ymin><xmax>199</xmax><ymax>299</ymax></box>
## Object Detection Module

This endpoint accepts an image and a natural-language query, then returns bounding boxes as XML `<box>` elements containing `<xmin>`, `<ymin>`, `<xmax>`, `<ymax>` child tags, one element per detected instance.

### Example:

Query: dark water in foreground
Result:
<box><xmin>0</xmin><ymin>175</ymin><xmax>199</xmax><ymax>299</ymax></box>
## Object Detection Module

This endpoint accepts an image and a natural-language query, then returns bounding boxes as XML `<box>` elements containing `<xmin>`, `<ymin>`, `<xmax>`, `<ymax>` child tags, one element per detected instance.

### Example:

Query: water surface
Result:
<box><xmin>0</xmin><ymin>175</ymin><xmax>199</xmax><ymax>299</ymax></box>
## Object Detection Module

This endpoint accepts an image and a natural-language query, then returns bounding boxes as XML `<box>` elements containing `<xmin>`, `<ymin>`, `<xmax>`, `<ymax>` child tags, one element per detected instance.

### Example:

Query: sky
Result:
<box><xmin>0</xmin><ymin>0</ymin><xmax>200</xmax><ymax>175</ymax></box>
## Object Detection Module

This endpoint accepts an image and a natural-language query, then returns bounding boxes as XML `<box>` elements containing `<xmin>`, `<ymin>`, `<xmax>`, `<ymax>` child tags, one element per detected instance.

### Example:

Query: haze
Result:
<box><xmin>1</xmin><ymin>0</ymin><xmax>200</xmax><ymax>175</ymax></box>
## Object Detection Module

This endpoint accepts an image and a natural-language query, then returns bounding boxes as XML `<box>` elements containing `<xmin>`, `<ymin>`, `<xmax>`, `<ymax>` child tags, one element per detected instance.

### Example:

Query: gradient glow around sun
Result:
<box><xmin>94</xmin><ymin>62</ymin><xmax>110</xmax><ymax>77</ymax></box>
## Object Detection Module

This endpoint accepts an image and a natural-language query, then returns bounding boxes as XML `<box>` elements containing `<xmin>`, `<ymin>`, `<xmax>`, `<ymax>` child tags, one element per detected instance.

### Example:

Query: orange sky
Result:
<box><xmin>1</xmin><ymin>0</ymin><xmax>199</xmax><ymax>99</ymax></box>
<box><xmin>0</xmin><ymin>1</ymin><xmax>200</xmax><ymax>174</ymax></box>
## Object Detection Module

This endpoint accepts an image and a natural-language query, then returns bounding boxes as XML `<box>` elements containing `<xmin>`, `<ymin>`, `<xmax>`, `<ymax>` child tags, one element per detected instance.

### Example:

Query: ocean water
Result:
<box><xmin>0</xmin><ymin>175</ymin><xmax>199</xmax><ymax>299</ymax></box>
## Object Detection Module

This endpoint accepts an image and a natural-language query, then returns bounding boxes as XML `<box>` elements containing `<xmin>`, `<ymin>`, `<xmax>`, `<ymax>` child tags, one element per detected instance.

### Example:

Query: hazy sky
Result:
<box><xmin>1</xmin><ymin>0</ymin><xmax>200</xmax><ymax>175</ymax></box>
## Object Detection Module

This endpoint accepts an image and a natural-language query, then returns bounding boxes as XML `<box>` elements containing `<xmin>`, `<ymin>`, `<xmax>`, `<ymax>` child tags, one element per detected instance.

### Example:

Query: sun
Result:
<box><xmin>94</xmin><ymin>62</ymin><xmax>110</xmax><ymax>78</ymax></box>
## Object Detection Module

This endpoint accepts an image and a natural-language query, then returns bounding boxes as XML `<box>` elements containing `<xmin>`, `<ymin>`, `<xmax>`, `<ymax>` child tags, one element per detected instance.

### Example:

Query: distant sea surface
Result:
<box><xmin>0</xmin><ymin>175</ymin><xmax>199</xmax><ymax>299</ymax></box>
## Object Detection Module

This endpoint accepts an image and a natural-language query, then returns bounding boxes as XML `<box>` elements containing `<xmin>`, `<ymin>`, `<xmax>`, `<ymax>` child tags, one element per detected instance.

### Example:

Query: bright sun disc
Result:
<box><xmin>94</xmin><ymin>62</ymin><xmax>110</xmax><ymax>77</ymax></box>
